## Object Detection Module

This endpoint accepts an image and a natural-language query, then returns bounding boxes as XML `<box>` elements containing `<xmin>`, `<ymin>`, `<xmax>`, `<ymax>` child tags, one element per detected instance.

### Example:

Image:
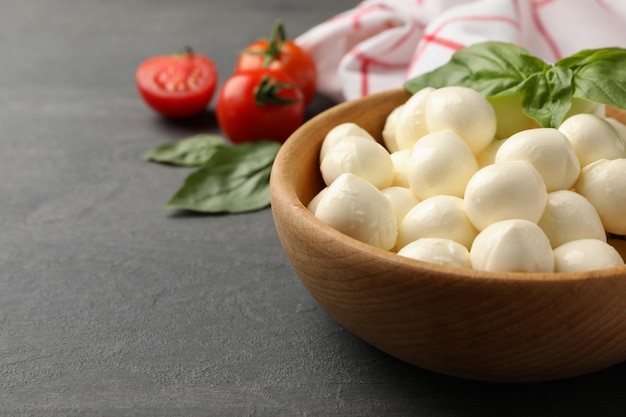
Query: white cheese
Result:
<box><xmin>382</xmin><ymin>104</ymin><xmax>404</xmax><ymax>153</ymax></box>
<box><xmin>397</xmin><ymin>195</ymin><xmax>478</xmax><ymax>250</ymax></box>
<box><xmin>390</xmin><ymin>149</ymin><xmax>411</xmax><ymax>188</ymax></box>
<box><xmin>495</xmin><ymin>128</ymin><xmax>580</xmax><ymax>192</ymax></box>
<box><xmin>554</xmin><ymin>239</ymin><xmax>624</xmax><ymax>272</ymax></box>
<box><xmin>406</xmin><ymin>130</ymin><xmax>478</xmax><ymax>200</ymax></box>
<box><xmin>315</xmin><ymin>173</ymin><xmax>398</xmax><ymax>250</ymax></box>
<box><xmin>424</xmin><ymin>86</ymin><xmax>496</xmax><ymax>155</ymax></box>
<box><xmin>307</xmin><ymin>187</ymin><xmax>328</xmax><ymax>215</ymax></box>
<box><xmin>470</xmin><ymin>219</ymin><xmax>555</xmax><ymax>272</ymax></box>
<box><xmin>320</xmin><ymin>135</ymin><xmax>394</xmax><ymax>189</ymax></box>
<box><xmin>394</xmin><ymin>87</ymin><xmax>434</xmax><ymax>151</ymax></box>
<box><xmin>558</xmin><ymin>113</ymin><xmax>626</xmax><ymax>167</ymax></box>
<box><xmin>575</xmin><ymin>158</ymin><xmax>626</xmax><ymax>235</ymax></box>
<box><xmin>319</xmin><ymin>122</ymin><xmax>374</xmax><ymax>162</ymax></box>
<box><xmin>397</xmin><ymin>238</ymin><xmax>471</xmax><ymax>268</ymax></box>
<box><xmin>464</xmin><ymin>161</ymin><xmax>548</xmax><ymax>231</ymax></box>
<box><xmin>538</xmin><ymin>190</ymin><xmax>606</xmax><ymax>248</ymax></box>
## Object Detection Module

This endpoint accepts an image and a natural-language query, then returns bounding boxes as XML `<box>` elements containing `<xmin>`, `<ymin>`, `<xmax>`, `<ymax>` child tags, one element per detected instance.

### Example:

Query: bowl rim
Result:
<box><xmin>271</xmin><ymin>88</ymin><xmax>626</xmax><ymax>284</ymax></box>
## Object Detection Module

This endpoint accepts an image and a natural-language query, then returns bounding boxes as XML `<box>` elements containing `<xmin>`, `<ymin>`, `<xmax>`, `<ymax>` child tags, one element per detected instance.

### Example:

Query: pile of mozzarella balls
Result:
<box><xmin>307</xmin><ymin>86</ymin><xmax>626</xmax><ymax>273</ymax></box>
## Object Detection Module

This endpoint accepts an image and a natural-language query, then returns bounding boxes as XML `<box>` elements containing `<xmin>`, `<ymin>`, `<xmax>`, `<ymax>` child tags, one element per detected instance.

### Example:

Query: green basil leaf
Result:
<box><xmin>520</xmin><ymin>66</ymin><xmax>573</xmax><ymax>128</ymax></box>
<box><xmin>558</xmin><ymin>48</ymin><xmax>626</xmax><ymax>110</ymax></box>
<box><xmin>405</xmin><ymin>41</ymin><xmax>548</xmax><ymax>96</ymax></box>
<box><xmin>142</xmin><ymin>134</ymin><xmax>227</xmax><ymax>166</ymax></box>
<box><xmin>556</xmin><ymin>47</ymin><xmax>626</xmax><ymax>70</ymax></box>
<box><xmin>404</xmin><ymin>42</ymin><xmax>626</xmax><ymax>129</ymax></box>
<box><xmin>166</xmin><ymin>140</ymin><xmax>281</xmax><ymax>213</ymax></box>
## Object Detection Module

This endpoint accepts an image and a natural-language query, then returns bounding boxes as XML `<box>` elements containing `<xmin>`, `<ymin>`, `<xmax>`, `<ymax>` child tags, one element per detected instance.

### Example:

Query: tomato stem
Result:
<box><xmin>174</xmin><ymin>46</ymin><xmax>194</xmax><ymax>57</ymax></box>
<box><xmin>270</xmin><ymin>19</ymin><xmax>286</xmax><ymax>45</ymax></box>
<box><xmin>254</xmin><ymin>75</ymin><xmax>299</xmax><ymax>106</ymax></box>
<box><xmin>242</xmin><ymin>20</ymin><xmax>286</xmax><ymax>68</ymax></box>
<box><xmin>262</xmin><ymin>20</ymin><xmax>286</xmax><ymax>67</ymax></box>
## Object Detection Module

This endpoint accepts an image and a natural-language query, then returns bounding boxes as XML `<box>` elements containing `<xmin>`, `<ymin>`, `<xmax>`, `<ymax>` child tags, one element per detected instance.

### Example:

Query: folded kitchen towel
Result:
<box><xmin>296</xmin><ymin>0</ymin><xmax>626</xmax><ymax>102</ymax></box>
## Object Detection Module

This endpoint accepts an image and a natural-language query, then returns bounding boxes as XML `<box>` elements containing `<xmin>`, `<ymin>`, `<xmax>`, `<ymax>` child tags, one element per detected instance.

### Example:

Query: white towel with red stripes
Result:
<box><xmin>296</xmin><ymin>0</ymin><xmax>626</xmax><ymax>102</ymax></box>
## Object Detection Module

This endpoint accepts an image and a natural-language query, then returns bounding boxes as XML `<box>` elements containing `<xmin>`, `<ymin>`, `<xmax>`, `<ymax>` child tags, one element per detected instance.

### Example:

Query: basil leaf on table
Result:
<box><xmin>142</xmin><ymin>134</ymin><xmax>227</xmax><ymax>166</ymax></box>
<box><xmin>166</xmin><ymin>140</ymin><xmax>281</xmax><ymax>213</ymax></box>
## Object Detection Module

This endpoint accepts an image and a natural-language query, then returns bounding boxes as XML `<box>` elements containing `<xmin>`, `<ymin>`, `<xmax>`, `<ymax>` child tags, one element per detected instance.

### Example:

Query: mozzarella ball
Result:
<box><xmin>470</xmin><ymin>219</ymin><xmax>555</xmax><ymax>272</ymax></box>
<box><xmin>397</xmin><ymin>238</ymin><xmax>471</xmax><ymax>269</ymax></box>
<box><xmin>425</xmin><ymin>86</ymin><xmax>496</xmax><ymax>155</ymax></box>
<box><xmin>558</xmin><ymin>113</ymin><xmax>626</xmax><ymax>167</ymax></box>
<box><xmin>398</xmin><ymin>195</ymin><xmax>478</xmax><ymax>249</ymax></box>
<box><xmin>381</xmin><ymin>186</ymin><xmax>419</xmax><ymax>228</ymax></box>
<box><xmin>495</xmin><ymin>128</ymin><xmax>580</xmax><ymax>192</ymax></box>
<box><xmin>394</xmin><ymin>87</ymin><xmax>435</xmax><ymax>151</ymax></box>
<box><xmin>554</xmin><ymin>239</ymin><xmax>624</xmax><ymax>272</ymax></box>
<box><xmin>406</xmin><ymin>130</ymin><xmax>479</xmax><ymax>200</ymax></box>
<box><xmin>464</xmin><ymin>161</ymin><xmax>548</xmax><ymax>231</ymax></box>
<box><xmin>382</xmin><ymin>104</ymin><xmax>404</xmax><ymax>153</ymax></box>
<box><xmin>320</xmin><ymin>135</ymin><xmax>394</xmax><ymax>189</ymax></box>
<box><xmin>307</xmin><ymin>187</ymin><xmax>328</xmax><ymax>215</ymax></box>
<box><xmin>390</xmin><ymin>149</ymin><xmax>411</xmax><ymax>188</ymax></box>
<box><xmin>320</xmin><ymin>122</ymin><xmax>374</xmax><ymax>161</ymax></box>
<box><xmin>538</xmin><ymin>190</ymin><xmax>606</xmax><ymax>248</ymax></box>
<box><xmin>575</xmin><ymin>158</ymin><xmax>626</xmax><ymax>235</ymax></box>
<box><xmin>315</xmin><ymin>173</ymin><xmax>397</xmax><ymax>250</ymax></box>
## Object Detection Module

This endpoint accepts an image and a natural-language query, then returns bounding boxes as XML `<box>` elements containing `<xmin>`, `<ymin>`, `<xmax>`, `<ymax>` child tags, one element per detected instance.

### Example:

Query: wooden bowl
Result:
<box><xmin>269</xmin><ymin>88</ymin><xmax>626</xmax><ymax>382</ymax></box>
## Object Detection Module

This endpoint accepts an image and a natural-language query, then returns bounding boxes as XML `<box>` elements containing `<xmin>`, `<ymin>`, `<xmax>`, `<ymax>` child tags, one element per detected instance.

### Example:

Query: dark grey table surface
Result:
<box><xmin>2</xmin><ymin>0</ymin><xmax>626</xmax><ymax>416</ymax></box>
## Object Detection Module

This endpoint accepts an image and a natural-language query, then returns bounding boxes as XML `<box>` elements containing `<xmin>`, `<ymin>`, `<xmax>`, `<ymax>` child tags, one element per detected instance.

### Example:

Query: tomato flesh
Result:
<box><xmin>136</xmin><ymin>53</ymin><xmax>218</xmax><ymax>118</ymax></box>
<box><xmin>154</xmin><ymin>63</ymin><xmax>204</xmax><ymax>92</ymax></box>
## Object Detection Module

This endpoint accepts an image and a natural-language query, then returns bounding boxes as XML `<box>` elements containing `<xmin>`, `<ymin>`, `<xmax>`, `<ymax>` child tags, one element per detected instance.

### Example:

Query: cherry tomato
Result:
<box><xmin>235</xmin><ymin>21</ymin><xmax>317</xmax><ymax>106</ymax></box>
<box><xmin>136</xmin><ymin>49</ymin><xmax>218</xmax><ymax>118</ymax></box>
<box><xmin>216</xmin><ymin>69</ymin><xmax>305</xmax><ymax>144</ymax></box>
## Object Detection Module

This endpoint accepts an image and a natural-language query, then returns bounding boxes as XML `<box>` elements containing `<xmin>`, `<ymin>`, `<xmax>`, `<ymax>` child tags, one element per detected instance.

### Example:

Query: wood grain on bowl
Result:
<box><xmin>270</xmin><ymin>88</ymin><xmax>626</xmax><ymax>382</ymax></box>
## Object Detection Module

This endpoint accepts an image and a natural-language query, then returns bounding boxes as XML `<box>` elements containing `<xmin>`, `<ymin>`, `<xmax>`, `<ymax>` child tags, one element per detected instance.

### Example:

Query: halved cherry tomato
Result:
<box><xmin>216</xmin><ymin>69</ymin><xmax>305</xmax><ymax>144</ymax></box>
<box><xmin>136</xmin><ymin>49</ymin><xmax>218</xmax><ymax>118</ymax></box>
<box><xmin>235</xmin><ymin>21</ymin><xmax>317</xmax><ymax>106</ymax></box>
